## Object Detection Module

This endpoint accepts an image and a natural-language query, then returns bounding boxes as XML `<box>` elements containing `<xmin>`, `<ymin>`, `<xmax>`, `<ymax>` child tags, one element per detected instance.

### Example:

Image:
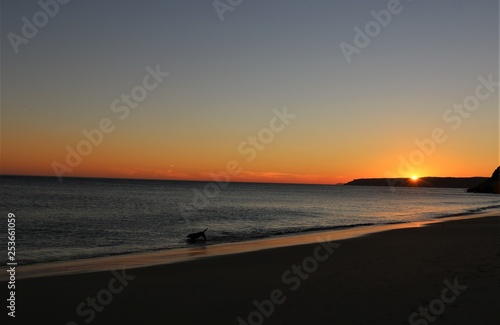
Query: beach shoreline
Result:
<box><xmin>8</xmin><ymin>210</ymin><xmax>500</xmax><ymax>324</ymax></box>
<box><xmin>2</xmin><ymin>209</ymin><xmax>500</xmax><ymax>282</ymax></box>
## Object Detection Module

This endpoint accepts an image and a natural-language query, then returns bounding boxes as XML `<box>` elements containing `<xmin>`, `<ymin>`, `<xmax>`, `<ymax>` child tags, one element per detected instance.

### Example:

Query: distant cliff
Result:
<box><xmin>467</xmin><ymin>167</ymin><xmax>500</xmax><ymax>194</ymax></box>
<box><xmin>345</xmin><ymin>177</ymin><xmax>487</xmax><ymax>189</ymax></box>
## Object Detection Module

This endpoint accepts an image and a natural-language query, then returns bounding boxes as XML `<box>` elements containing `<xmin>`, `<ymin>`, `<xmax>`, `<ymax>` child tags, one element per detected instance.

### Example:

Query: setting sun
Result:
<box><xmin>411</xmin><ymin>175</ymin><xmax>419</xmax><ymax>181</ymax></box>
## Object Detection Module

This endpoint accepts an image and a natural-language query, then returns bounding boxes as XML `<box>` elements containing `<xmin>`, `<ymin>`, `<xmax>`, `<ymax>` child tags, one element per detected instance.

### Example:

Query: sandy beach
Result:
<box><xmin>8</xmin><ymin>212</ymin><xmax>500</xmax><ymax>324</ymax></box>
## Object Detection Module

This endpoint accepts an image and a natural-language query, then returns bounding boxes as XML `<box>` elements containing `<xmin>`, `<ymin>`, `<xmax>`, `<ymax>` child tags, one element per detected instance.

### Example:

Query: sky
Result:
<box><xmin>1</xmin><ymin>0</ymin><xmax>499</xmax><ymax>184</ymax></box>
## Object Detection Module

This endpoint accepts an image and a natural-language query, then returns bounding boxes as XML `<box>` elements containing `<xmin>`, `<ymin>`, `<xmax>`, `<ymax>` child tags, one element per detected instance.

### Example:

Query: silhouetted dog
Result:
<box><xmin>186</xmin><ymin>228</ymin><xmax>208</xmax><ymax>241</ymax></box>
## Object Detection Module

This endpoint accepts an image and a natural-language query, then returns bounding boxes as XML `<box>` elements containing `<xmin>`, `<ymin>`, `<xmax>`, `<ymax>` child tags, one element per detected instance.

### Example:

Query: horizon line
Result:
<box><xmin>0</xmin><ymin>173</ymin><xmax>490</xmax><ymax>186</ymax></box>
<box><xmin>0</xmin><ymin>174</ymin><xmax>345</xmax><ymax>186</ymax></box>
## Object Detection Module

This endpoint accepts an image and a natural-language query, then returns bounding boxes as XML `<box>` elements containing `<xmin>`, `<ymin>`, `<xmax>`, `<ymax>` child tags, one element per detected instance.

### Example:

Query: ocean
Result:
<box><xmin>1</xmin><ymin>176</ymin><xmax>499</xmax><ymax>265</ymax></box>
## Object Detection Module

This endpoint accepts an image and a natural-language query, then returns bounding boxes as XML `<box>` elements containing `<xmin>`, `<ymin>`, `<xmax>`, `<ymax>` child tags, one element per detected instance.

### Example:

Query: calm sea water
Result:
<box><xmin>1</xmin><ymin>176</ymin><xmax>499</xmax><ymax>265</ymax></box>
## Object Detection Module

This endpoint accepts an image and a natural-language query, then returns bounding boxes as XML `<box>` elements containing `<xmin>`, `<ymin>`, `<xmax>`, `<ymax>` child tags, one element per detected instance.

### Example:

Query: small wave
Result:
<box><xmin>188</xmin><ymin>222</ymin><xmax>379</xmax><ymax>245</ymax></box>
<box><xmin>434</xmin><ymin>204</ymin><xmax>500</xmax><ymax>219</ymax></box>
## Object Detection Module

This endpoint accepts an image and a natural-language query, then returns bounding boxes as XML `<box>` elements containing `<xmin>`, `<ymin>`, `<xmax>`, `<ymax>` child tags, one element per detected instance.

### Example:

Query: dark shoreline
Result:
<box><xmin>9</xmin><ymin>212</ymin><xmax>500</xmax><ymax>324</ymax></box>
<box><xmin>9</xmin><ymin>205</ymin><xmax>500</xmax><ymax>270</ymax></box>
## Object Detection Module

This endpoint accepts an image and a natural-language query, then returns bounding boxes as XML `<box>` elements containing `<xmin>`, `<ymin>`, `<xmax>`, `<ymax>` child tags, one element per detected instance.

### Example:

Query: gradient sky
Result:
<box><xmin>1</xmin><ymin>0</ymin><xmax>498</xmax><ymax>184</ymax></box>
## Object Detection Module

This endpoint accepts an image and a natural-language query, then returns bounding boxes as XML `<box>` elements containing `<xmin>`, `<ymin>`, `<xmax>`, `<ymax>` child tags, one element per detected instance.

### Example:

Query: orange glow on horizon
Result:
<box><xmin>1</xmin><ymin>163</ymin><xmax>495</xmax><ymax>186</ymax></box>
<box><xmin>1</xmin><ymin>134</ymin><xmax>496</xmax><ymax>185</ymax></box>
